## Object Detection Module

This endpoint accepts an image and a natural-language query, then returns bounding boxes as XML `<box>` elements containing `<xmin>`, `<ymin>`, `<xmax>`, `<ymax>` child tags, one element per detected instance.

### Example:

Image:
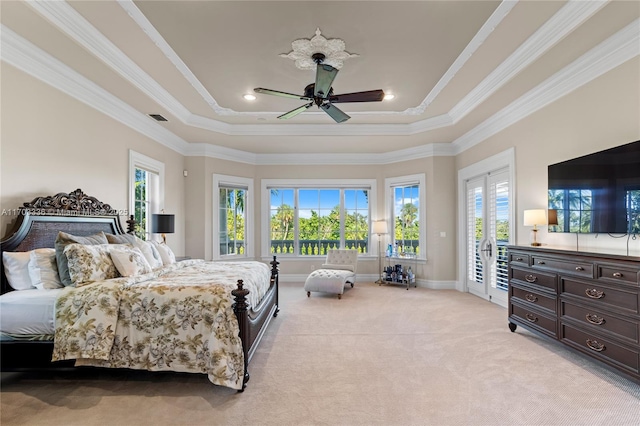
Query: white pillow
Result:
<box><xmin>137</xmin><ymin>240</ymin><xmax>163</xmax><ymax>269</ymax></box>
<box><xmin>151</xmin><ymin>241</ymin><xmax>176</xmax><ymax>265</ymax></box>
<box><xmin>110</xmin><ymin>246</ymin><xmax>152</xmax><ymax>277</ymax></box>
<box><xmin>2</xmin><ymin>251</ymin><xmax>34</xmax><ymax>290</ymax></box>
<box><xmin>28</xmin><ymin>248</ymin><xmax>64</xmax><ymax>290</ymax></box>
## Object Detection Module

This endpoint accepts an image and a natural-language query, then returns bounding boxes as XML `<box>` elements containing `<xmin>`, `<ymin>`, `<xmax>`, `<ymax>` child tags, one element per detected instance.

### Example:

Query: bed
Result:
<box><xmin>0</xmin><ymin>189</ymin><xmax>279</xmax><ymax>391</ymax></box>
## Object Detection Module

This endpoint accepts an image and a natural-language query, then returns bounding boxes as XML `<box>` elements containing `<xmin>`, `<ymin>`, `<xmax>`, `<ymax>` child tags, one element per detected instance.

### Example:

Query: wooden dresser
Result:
<box><xmin>507</xmin><ymin>245</ymin><xmax>640</xmax><ymax>381</ymax></box>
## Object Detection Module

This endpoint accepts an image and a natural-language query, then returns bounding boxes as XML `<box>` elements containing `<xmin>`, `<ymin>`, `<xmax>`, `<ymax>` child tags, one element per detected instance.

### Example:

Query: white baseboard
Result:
<box><xmin>278</xmin><ymin>274</ymin><xmax>458</xmax><ymax>290</ymax></box>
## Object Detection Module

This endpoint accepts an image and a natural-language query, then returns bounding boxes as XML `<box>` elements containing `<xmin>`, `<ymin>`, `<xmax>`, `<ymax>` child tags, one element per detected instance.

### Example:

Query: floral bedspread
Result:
<box><xmin>52</xmin><ymin>260</ymin><xmax>271</xmax><ymax>390</ymax></box>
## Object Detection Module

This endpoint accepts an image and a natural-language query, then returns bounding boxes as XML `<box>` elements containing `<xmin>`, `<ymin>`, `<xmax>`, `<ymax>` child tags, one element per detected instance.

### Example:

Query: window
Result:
<box><xmin>386</xmin><ymin>174</ymin><xmax>426</xmax><ymax>258</ymax></box>
<box><xmin>213</xmin><ymin>175</ymin><xmax>253</xmax><ymax>259</ymax></box>
<box><xmin>262</xmin><ymin>179</ymin><xmax>376</xmax><ymax>257</ymax></box>
<box><xmin>129</xmin><ymin>151</ymin><xmax>164</xmax><ymax>240</ymax></box>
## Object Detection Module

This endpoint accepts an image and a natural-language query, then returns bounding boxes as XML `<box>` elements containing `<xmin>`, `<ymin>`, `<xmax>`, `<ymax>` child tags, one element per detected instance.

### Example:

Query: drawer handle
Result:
<box><xmin>525</xmin><ymin>313</ymin><xmax>538</xmax><ymax>323</ymax></box>
<box><xmin>585</xmin><ymin>314</ymin><xmax>605</xmax><ymax>325</ymax></box>
<box><xmin>525</xmin><ymin>294</ymin><xmax>538</xmax><ymax>303</ymax></box>
<box><xmin>612</xmin><ymin>272</ymin><xmax>623</xmax><ymax>278</ymax></box>
<box><xmin>575</xmin><ymin>266</ymin><xmax>584</xmax><ymax>271</ymax></box>
<box><xmin>586</xmin><ymin>339</ymin><xmax>606</xmax><ymax>352</ymax></box>
<box><xmin>524</xmin><ymin>274</ymin><xmax>537</xmax><ymax>283</ymax></box>
<box><xmin>537</xmin><ymin>261</ymin><xmax>545</xmax><ymax>265</ymax></box>
<box><xmin>585</xmin><ymin>288</ymin><xmax>604</xmax><ymax>299</ymax></box>
<box><xmin>515</xmin><ymin>257</ymin><xmax>523</xmax><ymax>261</ymax></box>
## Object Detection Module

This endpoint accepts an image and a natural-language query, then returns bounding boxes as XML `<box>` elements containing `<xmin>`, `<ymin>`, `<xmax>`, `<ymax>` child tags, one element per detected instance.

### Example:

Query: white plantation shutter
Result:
<box><xmin>489</xmin><ymin>174</ymin><xmax>510</xmax><ymax>291</ymax></box>
<box><xmin>467</xmin><ymin>184</ymin><xmax>483</xmax><ymax>283</ymax></box>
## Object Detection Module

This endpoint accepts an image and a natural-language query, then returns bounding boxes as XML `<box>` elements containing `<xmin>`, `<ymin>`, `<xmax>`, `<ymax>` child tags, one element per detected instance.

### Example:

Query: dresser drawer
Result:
<box><xmin>510</xmin><ymin>303</ymin><xmax>557</xmax><ymax>337</ymax></box>
<box><xmin>531</xmin><ymin>255</ymin><xmax>593</xmax><ymax>278</ymax></box>
<box><xmin>511</xmin><ymin>284</ymin><xmax>557</xmax><ymax>314</ymax></box>
<box><xmin>561</xmin><ymin>301</ymin><xmax>639</xmax><ymax>345</ymax></box>
<box><xmin>509</xmin><ymin>252</ymin><xmax>529</xmax><ymax>267</ymax></box>
<box><xmin>510</xmin><ymin>267</ymin><xmax>557</xmax><ymax>292</ymax></box>
<box><xmin>561</xmin><ymin>324</ymin><xmax>639</xmax><ymax>374</ymax></box>
<box><xmin>561</xmin><ymin>277</ymin><xmax>639</xmax><ymax>315</ymax></box>
<box><xmin>597</xmin><ymin>264</ymin><xmax>640</xmax><ymax>287</ymax></box>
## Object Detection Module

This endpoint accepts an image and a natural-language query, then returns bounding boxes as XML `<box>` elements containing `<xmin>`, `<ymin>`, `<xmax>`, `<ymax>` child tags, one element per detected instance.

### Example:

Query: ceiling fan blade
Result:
<box><xmin>254</xmin><ymin>87</ymin><xmax>312</xmax><ymax>101</ymax></box>
<box><xmin>314</xmin><ymin>64</ymin><xmax>338</xmax><ymax>98</ymax></box>
<box><xmin>320</xmin><ymin>102</ymin><xmax>350</xmax><ymax>123</ymax></box>
<box><xmin>277</xmin><ymin>102</ymin><xmax>314</xmax><ymax>119</ymax></box>
<box><xmin>329</xmin><ymin>89</ymin><xmax>385</xmax><ymax>103</ymax></box>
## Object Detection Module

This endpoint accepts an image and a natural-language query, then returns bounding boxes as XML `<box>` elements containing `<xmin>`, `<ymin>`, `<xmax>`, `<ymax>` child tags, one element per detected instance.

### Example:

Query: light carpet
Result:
<box><xmin>1</xmin><ymin>282</ymin><xmax>639</xmax><ymax>426</ymax></box>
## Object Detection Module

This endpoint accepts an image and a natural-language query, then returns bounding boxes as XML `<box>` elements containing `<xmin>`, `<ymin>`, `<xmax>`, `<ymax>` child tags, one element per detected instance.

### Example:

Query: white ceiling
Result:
<box><xmin>1</xmin><ymin>1</ymin><xmax>639</xmax><ymax>159</ymax></box>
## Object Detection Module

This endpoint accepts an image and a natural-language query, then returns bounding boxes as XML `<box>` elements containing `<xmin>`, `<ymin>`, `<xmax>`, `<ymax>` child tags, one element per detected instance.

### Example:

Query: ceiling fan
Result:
<box><xmin>254</xmin><ymin>53</ymin><xmax>385</xmax><ymax>123</ymax></box>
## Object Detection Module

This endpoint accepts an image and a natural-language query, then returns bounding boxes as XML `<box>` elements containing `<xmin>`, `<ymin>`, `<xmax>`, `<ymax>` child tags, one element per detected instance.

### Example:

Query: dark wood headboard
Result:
<box><xmin>0</xmin><ymin>189</ymin><xmax>133</xmax><ymax>294</ymax></box>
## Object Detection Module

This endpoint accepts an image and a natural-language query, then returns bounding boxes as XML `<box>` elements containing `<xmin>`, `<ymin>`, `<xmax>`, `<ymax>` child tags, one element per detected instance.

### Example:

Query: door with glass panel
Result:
<box><xmin>466</xmin><ymin>169</ymin><xmax>510</xmax><ymax>307</ymax></box>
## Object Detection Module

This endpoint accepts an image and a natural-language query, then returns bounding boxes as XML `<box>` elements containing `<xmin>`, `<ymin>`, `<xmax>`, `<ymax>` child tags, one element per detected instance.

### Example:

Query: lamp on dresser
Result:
<box><xmin>373</xmin><ymin>220</ymin><xmax>388</xmax><ymax>284</ymax></box>
<box><xmin>523</xmin><ymin>209</ymin><xmax>546</xmax><ymax>246</ymax></box>
<box><xmin>152</xmin><ymin>213</ymin><xmax>175</xmax><ymax>244</ymax></box>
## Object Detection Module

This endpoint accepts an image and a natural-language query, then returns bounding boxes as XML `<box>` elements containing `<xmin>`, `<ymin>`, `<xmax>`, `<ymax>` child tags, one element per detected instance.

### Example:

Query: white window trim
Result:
<box><xmin>129</xmin><ymin>150</ymin><xmax>165</xmax><ymax>234</ymax></box>
<box><xmin>261</xmin><ymin>179</ymin><xmax>377</xmax><ymax>259</ymax></box>
<box><xmin>213</xmin><ymin>174</ymin><xmax>254</xmax><ymax>260</ymax></box>
<box><xmin>385</xmin><ymin>173</ymin><xmax>427</xmax><ymax>260</ymax></box>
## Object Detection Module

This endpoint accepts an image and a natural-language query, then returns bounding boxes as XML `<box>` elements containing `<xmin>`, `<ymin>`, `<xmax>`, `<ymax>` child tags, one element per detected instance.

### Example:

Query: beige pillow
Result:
<box><xmin>2</xmin><ymin>251</ymin><xmax>34</xmax><ymax>290</ymax></box>
<box><xmin>63</xmin><ymin>243</ymin><xmax>119</xmax><ymax>287</ymax></box>
<box><xmin>55</xmin><ymin>231</ymin><xmax>108</xmax><ymax>286</ymax></box>
<box><xmin>28</xmin><ymin>248</ymin><xmax>64</xmax><ymax>289</ymax></box>
<box><xmin>110</xmin><ymin>246</ymin><xmax>151</xmax><ymax>277</ymax></box>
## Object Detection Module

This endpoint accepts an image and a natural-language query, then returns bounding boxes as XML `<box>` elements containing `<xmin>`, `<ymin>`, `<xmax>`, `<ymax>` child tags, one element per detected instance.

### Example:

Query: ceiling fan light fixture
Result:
<box><xmin>384</xmin><ymin>93</ymin><xmax>395</xmax><ymax>100</ymax></box>
<box><xmin>243</xmin><ymin>94</ymin><xmax>257</xmax><ymax>101</ymax></box>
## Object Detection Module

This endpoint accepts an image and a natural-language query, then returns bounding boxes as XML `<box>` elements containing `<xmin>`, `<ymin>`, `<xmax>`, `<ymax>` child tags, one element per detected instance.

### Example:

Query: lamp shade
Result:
<box><xmin>548</xmin><ymin>209</ymin><xmax>558</xmax><ymax>226</ymax></box>
<box><xmin>523</xmin><ymin>209</ymin><xmax>547</xmax><ymax>226</ymax></box>
<box><xmin>373</xmin><ymin>220</ymin><xmax>388</xmax><ymax>235</ymax></box>
<box><xmin>152</xmin><ymin>214</ymin><xmax>175</xmax><ymax>234</ymax></box>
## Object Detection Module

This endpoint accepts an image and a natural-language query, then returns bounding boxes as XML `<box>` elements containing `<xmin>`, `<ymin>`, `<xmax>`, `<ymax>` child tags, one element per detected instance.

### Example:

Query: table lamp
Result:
<box><xmin>523</xmin><ymin>209</ymin><xmax>546</xmax><ymax>246</ymax></box>
<box><xmin>152</xmin><ymin>213</ymin><xmax>175</xmax><ymax>244</ymax></box>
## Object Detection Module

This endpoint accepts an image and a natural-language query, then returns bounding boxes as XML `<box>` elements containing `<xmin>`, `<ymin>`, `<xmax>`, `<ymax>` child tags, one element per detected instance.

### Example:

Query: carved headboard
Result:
<box><xmin>0</xmin><ymin>189</ymin><xmax>133</xmax><ymax>294</ymax></box>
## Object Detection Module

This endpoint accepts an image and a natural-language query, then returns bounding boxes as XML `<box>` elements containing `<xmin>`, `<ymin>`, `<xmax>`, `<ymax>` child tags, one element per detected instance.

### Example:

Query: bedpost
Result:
<box><xmin>270</xmin><ymin>255</ymin><xmax>280</xmax><ymax>316</ymax></box>
<box><xmin>232</xmin><ymin>279</ymin><xmax>250</xmax><ymax>392</ymax></box>
<box><xmin>126</xmin><ymin>215</ymin><xmax>137</xmax><ymax>234</ymax></box>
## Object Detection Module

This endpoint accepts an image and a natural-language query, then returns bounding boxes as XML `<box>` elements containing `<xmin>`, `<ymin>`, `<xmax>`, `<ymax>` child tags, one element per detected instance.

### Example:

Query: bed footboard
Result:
<box><xmin>232</xmin><ymin>255</ymin><xmax>279</xmax><ymax>391</ymax></box>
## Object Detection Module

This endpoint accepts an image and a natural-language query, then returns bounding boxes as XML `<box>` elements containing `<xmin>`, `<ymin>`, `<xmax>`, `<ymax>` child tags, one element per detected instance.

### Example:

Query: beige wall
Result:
<box><xmin>0</xmin><ymin>65</ymin><xmax>186</xmax><ymax>255</ymax></box>
<box><xmin>456</xmin><ymin>57</ymin><xmax>640</xmax><ymax>257</ymax></box>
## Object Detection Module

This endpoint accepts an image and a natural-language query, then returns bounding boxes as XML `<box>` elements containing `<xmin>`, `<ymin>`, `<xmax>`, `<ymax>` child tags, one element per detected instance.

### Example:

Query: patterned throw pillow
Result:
<box><xmin>105</xmin><ymin>233</ymin><xmax>163</xmax><ymax>269</ymax></box>
<box><xmin>63</xmin><ymin>243</ymin><xmax>119</xmax><ymax>287</ymax></box>
<box><xmin>150</xmin><ymin>240</ymin><xmax>176</xmax><ymax>265</ymax></box>
<box><xmin>55</xmin><ymin>231</ymin><xmax>109</xmax><ymax>286</ymax></box>
<box><xmin>28</xmin><ymin>248</ymin><xmax>64</xmax><ymax>289</ymax></box>
<box><xmin>109</xmin><ymin>246</ymin><xmax>152</xmax><ymax>277</ymax></box>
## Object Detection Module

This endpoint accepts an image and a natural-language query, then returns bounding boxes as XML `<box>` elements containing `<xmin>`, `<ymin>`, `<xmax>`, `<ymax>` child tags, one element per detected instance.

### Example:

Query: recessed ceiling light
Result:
<box><xmin>243</xmin><ymin>94</ymin><xmax>256</xmax><ymax>101</ymax></box>
<box><xmin>384</xmin><ymin>94</ymin><xmax>395</xmax><ymax>100</ymax></box>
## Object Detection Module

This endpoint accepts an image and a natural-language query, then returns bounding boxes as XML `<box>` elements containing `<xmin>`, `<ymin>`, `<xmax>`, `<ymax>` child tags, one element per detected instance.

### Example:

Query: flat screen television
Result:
<box><xmin>548</xmin><ymin>140</ymin><xmax>640</xmax><ymax>234</ymax></box>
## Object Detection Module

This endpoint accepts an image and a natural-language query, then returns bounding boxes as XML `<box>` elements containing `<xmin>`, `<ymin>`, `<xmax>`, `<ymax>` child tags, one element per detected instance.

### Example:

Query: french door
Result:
<box><xmin>465</xmin><ymin>169</ymin><xmax>511</xmax><ymax>307</ymax></box>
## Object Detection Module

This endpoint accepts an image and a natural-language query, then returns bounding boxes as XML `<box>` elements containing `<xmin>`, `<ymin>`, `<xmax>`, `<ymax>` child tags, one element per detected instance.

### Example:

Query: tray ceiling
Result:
<box><xmin>1</xmin><ymin>0</ymin><xmax>638</xmax><ymax>159</ymax></box>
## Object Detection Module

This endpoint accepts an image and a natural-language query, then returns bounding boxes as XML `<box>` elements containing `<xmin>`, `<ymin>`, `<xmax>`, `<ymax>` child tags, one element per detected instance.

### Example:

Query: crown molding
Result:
<box><xmin>27</xmin><ymin>0</ymin><xmax>192</xmax><ymax>121</ymax></box>
<box><xmin>0</xmin><ymin>24</ymin><xmax>189</xmax><ymax>155</ymax></box>
<box><xmin>402</xmin><ymin>0</ymin><xmax>518</xmax><ymax>116</ymax></box>
<box><xmin>22</xmin><ymin>0</ymin><xmax>612</xmax><ymax>139</ymax></box>
<box><xmin>449</xmin><ymin>0</ymin><xmax>608</xmax><ymax>123</ymax></box>
<box><xmin>3</xmin><ymin>8</ymin><xmax>636</xmax><ymax>164</ymax></box>
<box><xmin>452</xmin><ymin>18</ymin><xmax>640</xmax><ymax>154</ymax></box>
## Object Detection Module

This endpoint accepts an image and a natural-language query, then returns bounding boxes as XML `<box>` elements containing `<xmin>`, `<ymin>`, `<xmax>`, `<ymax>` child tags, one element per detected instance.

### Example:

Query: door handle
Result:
<box><xmin>481</xmin><ymin>242</ymin><xmax>492</xmax><ymax>257</ymax></box>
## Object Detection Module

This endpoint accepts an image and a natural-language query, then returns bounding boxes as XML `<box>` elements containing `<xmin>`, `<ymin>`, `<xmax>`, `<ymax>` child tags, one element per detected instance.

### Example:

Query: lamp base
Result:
<box><xmin>530</xmin><ymin>242</ymin><xmax>542</xmax><ymax>247</ymax></box>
